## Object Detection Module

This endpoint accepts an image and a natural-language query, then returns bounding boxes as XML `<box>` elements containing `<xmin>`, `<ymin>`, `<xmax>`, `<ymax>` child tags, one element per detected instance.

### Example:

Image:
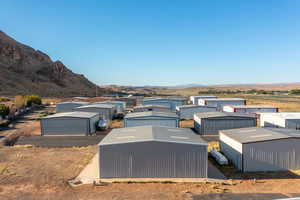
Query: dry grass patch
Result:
<box><xmin>180</xmin><ymin>120</ymin><xmax>194</xmax><ymax>128</ymax></box>
<box><xmin>110</xmin><ymin>119</ymin><xmax>123</xmax><ymax>128</ymax></box>
<box><xmin>208</xmin><ymin>141</ymin><xmax>220</xmax><ymax>152</ymax></box>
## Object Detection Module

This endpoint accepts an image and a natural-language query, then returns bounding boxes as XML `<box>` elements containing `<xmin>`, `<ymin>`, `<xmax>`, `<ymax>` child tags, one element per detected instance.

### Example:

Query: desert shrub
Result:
<box><xmin>290</xmin><ymin>89</ymin><xmax>300</xmax><ymax>95</ymax></box>
<box><xmin>26</xmin><ymin>95</ymin><xmax>42</xmax><ymax>107</ymax></box>
<box><xmin>0</xmin><ymin>97</ymin><xmax>10</xmax><ymax>102</ymax></box>
<box><xmin>0</xmin><ymin>120</ymin><xmax>10</xmax><ymax>127</ymax></box>
<box><xmin>15</xmin><ymin>95</ymin><xmax>27</xmax><ymax>109</ymax></box>
<box><xmin>0</xmin><ymin>104</ymin><xmax>10</xmax><ymax>118</ymax></box>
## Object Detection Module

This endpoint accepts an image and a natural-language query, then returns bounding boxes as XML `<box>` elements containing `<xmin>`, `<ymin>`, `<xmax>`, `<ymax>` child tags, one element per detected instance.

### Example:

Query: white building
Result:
<box><xmin>189</xmin><ymin>96</ymin><xmax>217</xmax><ymax>105</ymax></box>
<box><xmin>260</xmin><ymin>112</ymin><xmax>300</xmax><ymax>130</ymax></box>
<box><xmin>223</xmin><ymin>105</ymin><xmax>278</xmax><ymax>114</ymax></box>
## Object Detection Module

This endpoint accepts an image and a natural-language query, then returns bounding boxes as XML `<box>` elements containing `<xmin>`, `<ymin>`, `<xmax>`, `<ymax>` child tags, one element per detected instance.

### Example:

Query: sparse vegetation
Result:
<box><xmin>0</xmin><ymin>97</ymin><xmax>10</xmax><ymax>102</ymax></box>
<box><xmin>208</xmin><ymin>141</ymin><xmax>220</xmax><ymax>152</ymax></box>
<box><xmin>15</xmin><ymin>95</ymin><xmax>42</xmax><ymax>108</ymax></box>
<box><xmin>289</xmin><ymin>89</ymin><xmax>300</xmax><ymax>95</ymax></box>
<box><xmin>26</xmin><ymin>95</ymin><xmax>42</xmax><ymax>107</ymax></box>
<box><xmin>198</xmin><ymin>89</ymin><xmax>286</xmax><ymax>95</ymax></box>
<box><xmin>0</xmin><ymin>104</ymin><xmax>10</xmax><ymax>118</ymax></box>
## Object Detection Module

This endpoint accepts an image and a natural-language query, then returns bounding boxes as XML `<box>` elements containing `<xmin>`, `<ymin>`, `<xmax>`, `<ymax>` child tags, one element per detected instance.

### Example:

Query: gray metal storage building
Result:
<box><xmin>133</xmin><ymin>105</ymin><xmax>171</xmax><ymax>113</ymax></box>
<box><xmin>260</xmin><ymin>113</ymin><xmax>300</xmax><ymax>129</ymax></box>
<box><xmin>223</xmin><ymin>105</ymin><xmax>278</xmax><ymax>114</ymax></box>
<box><xmin>198</xmin><ymin>98</ymin><xmax>246</xmax><ymax>111</ymax></box>
<box><xmin>142</xmin><ymin>97</ymin><xmax>186</xmax><ymax>110</ymax></box>
<box><xmin>99</xmin><ymin>126</ymin><xmax>208</xmax><ymax>178</ymax></box>
<box><xmin>176</xmin><ymin>105</ymin><xmax>217</xmax><ymax>120</ymax></box>
<box><xmin>189</xmin><ymin>96</ymin><xmax>217</xmax><ymax>105</ymax></box>
<box><xmin>220</xmin><ymin>127</ymin><xmax>300</xmax><ymax>172</ymax></box>
<box><xmin>56</xmin><ymin>102</ymin><xmax>89</xmax><ymax>113</ymax></box>
<box><xmin>41</xmin><ymin>112</ymin><xmax>99</xmax><ymax>136</ymax></box>
<box><xmin>73</xmin><ymin>104</ymin><xmax>116</xmax><ymax>120</ymax></box>
<box><xmin>114</xmin><ymin>97</ymin><xmax>137</xmax><ymax>107</ymax></box>
<box><xmin>124</xmin><ymin>111</ymin><xmax>179</xmax><ymax>128</ymax></box>
<box><xmin>194</xmin><ymin>112</ymin><xmax>257</xmax><ymax>135</ymax></box>
<box><xmin>93</xmin><ymin>101</ymin><xmax>126</xmax><ymax>113</ymax></box>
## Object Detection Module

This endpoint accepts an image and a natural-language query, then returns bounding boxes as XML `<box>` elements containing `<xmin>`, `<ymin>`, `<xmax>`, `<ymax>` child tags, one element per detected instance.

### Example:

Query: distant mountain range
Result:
<box><xmin>0</xmin><ymin>30</ymin><xmax>106</xmax><ymax>97</ymax></box>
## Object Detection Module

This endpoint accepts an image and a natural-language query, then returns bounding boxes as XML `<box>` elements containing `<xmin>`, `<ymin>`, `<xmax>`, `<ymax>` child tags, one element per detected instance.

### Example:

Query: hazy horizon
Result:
<box><xmin>1</xmin><ymin>0</ymin><xmax>300</xmax><ymax>86</ymax></box>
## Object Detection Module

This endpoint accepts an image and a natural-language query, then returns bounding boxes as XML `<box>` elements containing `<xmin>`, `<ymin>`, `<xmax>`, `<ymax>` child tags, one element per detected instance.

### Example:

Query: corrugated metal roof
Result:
<box><xmin>99</xmin><ymin>126</ymin><xmax>208</xmax><ymax>145</ymax></box>
<box><xmin>93</xmin><ymin>101</ymin><xmax>126</xmax><ymax>106</ymax></box>
<box><xmin>57</xmin><ymin>101</ymin><xmax>89</xmax><ymax>105</ymax></box>
<box><xmin>143</xmin><ymin>97</ymin><xmax>186</xmax><ymax>102</ymax></box>
<box><xmin>220</xmin><ymin>127</ymin><xmax>300</xmax><ymax>144</ymax></box>
<box><xmin>76</xmin><ymin>104</ymin><xmax>115</xmax><ymax>109</ymax></box>
<box><xmin>201</xmin><ymin>98</ymin><xmax>245</xmax><ymax>101</ymax></box>
<box><xmin>43</xmin><ymin>111</ymin><xmax>99</xmax><ymax>119</ymax></box>
<box><xmin>125</xmin><ymin>111</ymin><xmax>178</xmax><ymax>119</ymax></box>
<box><xmin>134</xmin><ymin>105</ymin><xmax>170</xmax><ymax>109</ymax></box>
<box><xmin>176</xmin><ymin>105</ymin><xmax>216</xmax><ymax>109</ymax></box>
<box><xmin>259</xmin><ymin>112</ymin><xmax>300</xmax><ymax>119</ymax></box>
<box><xmin>226</xmin><ymin>105</ymin><xmax>277</xmax><ymax>109</ymax></box>
<box><xmin>194</xmin><ymin>112</ymin><xmax>256</xmax><ymax>119</ymax></box>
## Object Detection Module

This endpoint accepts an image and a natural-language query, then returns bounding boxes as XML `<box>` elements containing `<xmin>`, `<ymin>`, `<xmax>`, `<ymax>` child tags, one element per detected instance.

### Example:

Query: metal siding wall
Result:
<box><xmin>142</xmin><ymin>101</ymin><xmax>172</xmax><ymax>109</ymax></box>
<box><xmin>89</xmin><ymin>115</ymin><xmax>100</xmax><ymax>133</ymax></box>
<box><xmin>220</xmin><ymin>141</ymin><xmax>243</xmax><ymax>171</ymax></box>
<box><xmin>206</xmin><ymin>100</ymin><xmax>245</xmax><ymax>111</ymax></box>
<box><xmin>235</xmin><ymin>108</ymin><xmax>277</xmax><ymax>114</ymax></box>
<box><xmin>286</xmin><ymin>119</ymin><xmax>300</xmax><ymax>130</ymax></box>
<box><xmin>202</xmin><ymin>118</ymin><xmax>256</xmax><ymax>135</ymax></box>
<box><xmin>42</xmin><ymin>118</ymin><xmax>88</xmax><ymax>135</ymax></box>
<box><xmin>133</xmin><ymin>107</ymin><xmax>170</xmax><ymax>112</ymax></box>
<box><xmin>125</xmin><ymin>118</ymin><xmax>178</xmax><ymax>128</ymax></box>
<box><xmin>56</xmin><ymin>103</ymin><xmax>84</xmax><ymax>113</ymax></box>
<box><xmin>179</xmin><ymin>107</ymin><xmax>217</xmax><ymax>120</ymax></box>
<box><xmin>171</xmin><ymin>101</ymin><xmax>185</xmax><ymax>110</ymax></box>
<box><xmin>74</xmin><ymin>107</ymin><xmax>111</xmax><ymax>120</ymax></box>
<box><xmin>194</xmin><ymin>120</ymin><xmax>201</xmax><ymax>134</ymax></box>
<box><xmin>243</xmin><ymin>138</ymin><xmax>300</xmax><ymax>172</ymax></box>
<box><xmin>99</xmin><ymin>141</ymin><xmax>207</xmax><ymax>178</ymax></box>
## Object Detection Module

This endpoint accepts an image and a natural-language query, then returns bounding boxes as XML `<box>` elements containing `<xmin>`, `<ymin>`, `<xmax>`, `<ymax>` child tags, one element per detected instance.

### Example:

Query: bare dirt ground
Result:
<box><xmin>1</xmin><ymin>144</ymin><xmax>300</xmax><ymax>200</ymax></box>
<box><xmin>1</xmin><ymin>97</ymin><xmax>300</xmax><ymax>199</ymax></box>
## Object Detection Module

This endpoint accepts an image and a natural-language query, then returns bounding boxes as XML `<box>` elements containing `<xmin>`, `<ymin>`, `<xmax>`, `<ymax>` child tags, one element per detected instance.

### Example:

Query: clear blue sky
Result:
<box><xmin>1</xmin><ymin>0</ymin><xmax>300</xmax><ymax>86</ymax></box>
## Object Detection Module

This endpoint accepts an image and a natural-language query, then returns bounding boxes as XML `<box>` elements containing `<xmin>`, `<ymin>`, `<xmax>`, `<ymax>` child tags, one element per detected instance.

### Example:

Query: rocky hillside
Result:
<box><xmin>0</xmin><ymin>30</ymin><xmax>104</xmax><ymax>97</ymax></box>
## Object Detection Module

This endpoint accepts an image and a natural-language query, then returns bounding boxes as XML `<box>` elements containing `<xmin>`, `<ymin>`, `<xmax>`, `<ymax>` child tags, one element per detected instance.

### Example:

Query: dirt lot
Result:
<box><xmin>1</xmin><ymin>97</ymin><xmax>300</xmax><ymax>199</ymax></box>
<box><xmin>1</xmin><ymin>144</ymin><xmax>300</xmax><ymax>200</ymax></box>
